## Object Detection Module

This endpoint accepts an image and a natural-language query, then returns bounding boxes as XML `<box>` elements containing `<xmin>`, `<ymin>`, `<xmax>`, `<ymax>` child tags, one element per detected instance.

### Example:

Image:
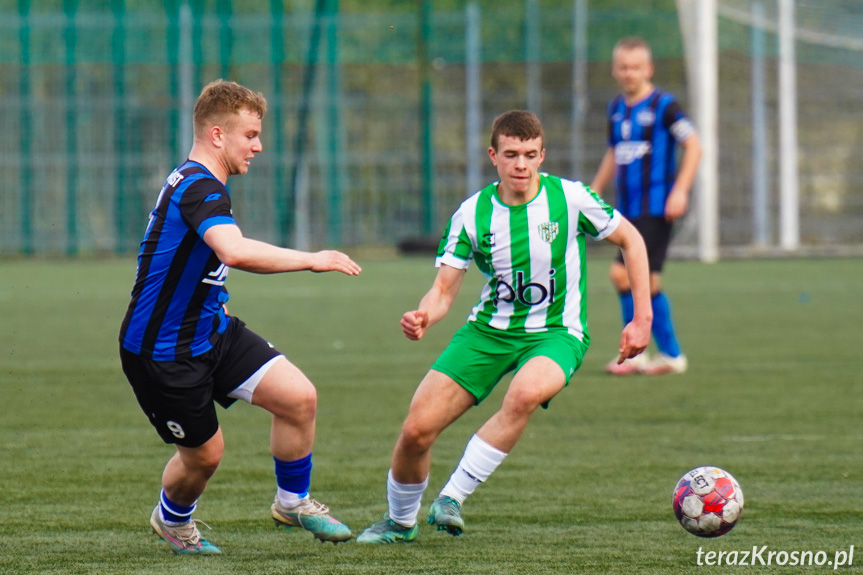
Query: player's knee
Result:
<box><xmin>502</xmin><ymin>387</ymin><xmax>545</xmax><ymax>417</ymax></box>
<box><xmin>295</xmin><ymin>385</ymin><xmax>318</xmax><ymax>420</ymax></box>
<box><xmin>197</xmin><ymin>455</ymin><xmax>221</xmax><ymax>479</ymax></box>
<box><xmin>398</xmin><ymin>420</ymin><xmax>435</xmax><ymax>454</ymax></box>
<box><xmin>182</xmin><ymin>446</ymin><xmax>223</xmax><ymax>478</ymax></box>
<box><xmin>266</xmin><ymin>383</ymin><xmax>317</xmax><ymax>423</ymax></box>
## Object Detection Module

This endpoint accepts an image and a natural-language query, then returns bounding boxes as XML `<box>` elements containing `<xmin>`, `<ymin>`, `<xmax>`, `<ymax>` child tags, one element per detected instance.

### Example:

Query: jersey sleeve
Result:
<box><xmin>571</xmin><ymin>181</ymin><xmax>622</xmax><ymax>241</ymax></box>
<box><xmin>662</xmin><ymin>99</ymin><xmax>696</xmax><ymax>144</ymax></box>
<box><xmin>178</xmin><ymin>178</ymin><xmax>237</xmax><ymax>238</ymax></box>
<box><xmin>435</xmin><ymin>205</ymin><xmax>474</xmax><ymax>270</ymax></box>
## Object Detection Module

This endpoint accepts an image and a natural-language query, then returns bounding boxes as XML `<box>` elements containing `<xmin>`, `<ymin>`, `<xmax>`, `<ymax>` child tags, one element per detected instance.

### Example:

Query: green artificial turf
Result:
<box><xmin>1</xmin><ymin>256</ymin><xmax>860</xmax><ymax>574</ymax></box>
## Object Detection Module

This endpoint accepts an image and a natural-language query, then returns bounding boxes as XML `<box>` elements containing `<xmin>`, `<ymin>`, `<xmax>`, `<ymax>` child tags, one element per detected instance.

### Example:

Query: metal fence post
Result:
<box><xmin>64</xmin><ymin>0</ymin><xmax>79</xmax><ymax>255</ymax></box>
<box><xmin>419</xmin><ymin>0</ymin><xmax>434</xmax><ymax>235</ymax></box>
<box><xmin>570</xmin><ymin>0</ymin><xmax>589</xmax><ymax>181</ymax></box>
<box><xmin>325</xmin><ymin>0</ymin><xmax>343</xmax><ymax>245</ymax></box>
<box><xmin>270</xmin><ymin>0</ymin><xmax>287</xmax><ymax>247</ymax></box>
<box><xmin>751</xmin><ymin>0</ymin><xmax>770</xmax><ymax>247</ymax></box>
<box><xmin>18</xmin><ymin>0</ymin><xmax>33</xmax><ymax>255</ymax></box>
<box><xmin>113</xmin><ymin>0</ymin><xmax>128</xmax><ymax>253</ymax></box>
<box><xmin>217</xmin><ymin>0</ymin><xmax>233</xmax><ymax>80</ymax></box>
<box><xmin>166</xmin><ymin>0</ymin><xmax>181</xmax><ymax>166</ymax></box>
<box><xmin>290</xmin><ymin>0</ymin><xmax>326</xmax><ymax>250</ymax></box>
<box><xmin>465</xmin><ymin>2</ymin><xmax>482</xmax><ymax>197</ymax></box>
<box><xmin>525</xmin><ymin>0</ymin><xmax>541</xmax><ymax>115</ymax></box>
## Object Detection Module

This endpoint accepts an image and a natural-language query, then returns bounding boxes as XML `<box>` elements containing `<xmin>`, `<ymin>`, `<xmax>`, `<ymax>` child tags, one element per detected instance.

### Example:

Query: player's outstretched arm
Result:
<box><xmin>604</xmin><ymin>218</ymin><xmax>652</xmax><ymax>363</ymax></box>
<box><xmin>203</xmin><ymin>224</ymin><xmax>361</xmax><ymax>275</ymax></box>
<box><xmin>401</xmin><ymin>264</ymin><xmax>466</xmax><ymax>341</ymax></box>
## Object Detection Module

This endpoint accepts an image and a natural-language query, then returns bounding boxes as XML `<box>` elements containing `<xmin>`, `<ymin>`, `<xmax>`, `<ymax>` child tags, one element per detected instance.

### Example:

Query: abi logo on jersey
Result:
<box><xmin>494</xmin><ymin>270</ymin><xmax>556</xmax><ymax>307</ymax></box>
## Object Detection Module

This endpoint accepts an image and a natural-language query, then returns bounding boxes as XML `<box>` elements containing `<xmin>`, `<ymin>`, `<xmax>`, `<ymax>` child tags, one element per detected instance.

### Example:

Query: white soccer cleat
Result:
<box><xmin>605</xmin><ymin>352</ymin><xmax>650</xmax><ymax>375</ymax></box>
<box><xmin>643</xmin><ymin>353</ymin><xmax>688</xmax><ymax>375</ymax></box>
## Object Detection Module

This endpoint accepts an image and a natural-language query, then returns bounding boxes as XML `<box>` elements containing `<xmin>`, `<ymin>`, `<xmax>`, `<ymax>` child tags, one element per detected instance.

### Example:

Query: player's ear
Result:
<box><xmin>211</xmin><ymin>126</ymin><xmax>224</xmax><ymax>147</ymax></box>
<box><xmin>488</xmin><ymin>146</ymin><xmax>497</xmax><ymax>166</ymax></box>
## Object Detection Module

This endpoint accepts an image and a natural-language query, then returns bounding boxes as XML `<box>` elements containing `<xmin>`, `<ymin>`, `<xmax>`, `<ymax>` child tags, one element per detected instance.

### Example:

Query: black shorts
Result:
<box><xmin>120</xmin><ymin>316</ymin><xmax>282</xmax><ymax>448</ymax></box>
<box><xmin>615</xmin><ymin>216</ymin><xmax>673</xmax><ymax>273</ymax></box>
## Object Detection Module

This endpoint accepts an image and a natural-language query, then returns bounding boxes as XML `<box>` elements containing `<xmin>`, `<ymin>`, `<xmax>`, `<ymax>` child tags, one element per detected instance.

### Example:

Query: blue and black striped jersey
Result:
<box><xmin>606</xmin><ymin>89</ymin><xmax>695</xmax><ymax>219</ymax></box>
<box><xmin>120</xmin><ymin>160</ymin><xmax>236</xmax><ymax>360</ymax></box>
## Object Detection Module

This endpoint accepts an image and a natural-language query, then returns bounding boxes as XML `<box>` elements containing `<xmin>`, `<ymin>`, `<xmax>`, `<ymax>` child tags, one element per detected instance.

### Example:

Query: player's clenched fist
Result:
<box><xmin>401</xmin><ymin>310</ymin><xmax>429</xmax><ymax>340</ymax></box>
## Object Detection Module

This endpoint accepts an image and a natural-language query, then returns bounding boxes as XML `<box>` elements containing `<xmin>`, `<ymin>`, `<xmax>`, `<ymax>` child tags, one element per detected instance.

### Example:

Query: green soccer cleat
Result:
<box><xmin>427</xmin><ymin>496</ymin><xmax>464</xmax><ymax>536</ymax></box>
<box><xmin>150</xmin><ymin>506</ymin><xmax>222</xmax><ymax>555</ymax></box>
<box><xmin>271</xmin><ymin>497</ymin><xmax>353</xmax><ymax>544</ymax></box>
<box><xmin>356</xmin><ymin>517</ymin><xmax>419</xmax><ymax>544</ymax></box>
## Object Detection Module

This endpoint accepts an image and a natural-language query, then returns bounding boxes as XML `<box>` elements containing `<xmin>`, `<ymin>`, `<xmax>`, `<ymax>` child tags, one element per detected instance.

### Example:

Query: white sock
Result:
<box><xmin>387</xmin><ymin>469</ymin><xmax>428</xmax><ymax>528</ymax></box>
<box><xmin>277</xmin><ymin>488</ymin><xmax>308</xmax><ymax>509</ymax></box>
<box><xmin>440</xmin><ymin>434</ymin><xmax>508</xmax><ymax>504</ymax></box>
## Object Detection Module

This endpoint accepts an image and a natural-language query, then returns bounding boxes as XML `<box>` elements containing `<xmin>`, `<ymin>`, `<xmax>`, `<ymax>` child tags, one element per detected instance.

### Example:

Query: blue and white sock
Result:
<box><xmin>651</xmin><ymin>292</ymin><xmax>682</xmax><ymax>358</ymax></box>
<box><xmin>387</xmin><ymin>470</ymin><xmax>428</xmax><ymax>528</ymax></box>
<box><xmin>275</xmin><ymin>453</ymin><xmax>312</xmax><ymax>508</ymax></box>
<box><xmin>440</xmin><ymin>435</ymin><xmax>508</xmax><ymax>504</ymax></box>
<box><xmin>159</xmin><ymin>489</ymin><xmax>196</xmax><ymax>526</ymax></box>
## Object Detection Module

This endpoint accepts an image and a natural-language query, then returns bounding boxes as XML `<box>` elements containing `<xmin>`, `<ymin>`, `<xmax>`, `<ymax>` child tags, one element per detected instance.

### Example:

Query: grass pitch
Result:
<box><xmin>0</xmin><ymin>255</ymin><xmax>860</xmax><ymax>574</ymax></box>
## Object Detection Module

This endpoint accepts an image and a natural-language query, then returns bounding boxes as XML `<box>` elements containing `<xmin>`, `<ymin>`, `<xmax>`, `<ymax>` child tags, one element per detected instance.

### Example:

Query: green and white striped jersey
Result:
<box><xmin>436</xmin><ymin>173</ymin><xmax>621</xmax><ymax>343</ymax></box>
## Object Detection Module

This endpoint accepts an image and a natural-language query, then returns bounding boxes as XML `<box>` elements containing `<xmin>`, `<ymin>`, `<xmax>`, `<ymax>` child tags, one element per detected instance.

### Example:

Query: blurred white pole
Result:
<box><xmin>751</xmin><ymin>0</ymin><xmax>770</xmax><ymax>247</ymax></box>
<box><xmin>779</xmin><ymin>0</ymin><xmax>800</xmax><ymax>251</ymax></box>
<box><xmin>570</xmin><ymin>0</ymin><xmax>588</xmax><ymax>181</ymax></box>
<box><xmin>179</xmin><ymin>1</ymin><xmax>194</xmax><ymax>158</ymax></box>
<box><xmin>696</xmin><ymin>0</ymin><xmax>719</xmax><ymax>262</ymax></box>
<box><xmin>466</xmin><ymin>2</ymin><xmax>482</xmax><ymax>195</ymax></box>
<box><xmin>295</xmin><ymin>160</ymin><xmax>310</xmax><ymax>251</ymax></box>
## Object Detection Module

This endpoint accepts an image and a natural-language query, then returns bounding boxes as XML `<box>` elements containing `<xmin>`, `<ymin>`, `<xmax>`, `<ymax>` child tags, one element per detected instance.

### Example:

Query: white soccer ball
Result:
<box><xmin>672</xmin><ymin>466</ymin><xmax>744</xmax><ymax>537</ymax></box>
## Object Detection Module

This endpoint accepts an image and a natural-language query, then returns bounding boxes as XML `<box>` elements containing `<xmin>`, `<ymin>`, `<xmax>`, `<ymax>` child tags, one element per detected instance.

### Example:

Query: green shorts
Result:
<box><xmin>431</xmin><ymin>321</ymin><xmax>588</xmax><ymax>404</ymax></box>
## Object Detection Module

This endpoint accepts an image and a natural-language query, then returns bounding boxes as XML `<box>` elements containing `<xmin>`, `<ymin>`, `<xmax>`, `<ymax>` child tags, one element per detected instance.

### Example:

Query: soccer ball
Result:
<box><xmin>672</xmin><ymin>466</ymin><xmax>744</xmax><ymax>537</ymax></box>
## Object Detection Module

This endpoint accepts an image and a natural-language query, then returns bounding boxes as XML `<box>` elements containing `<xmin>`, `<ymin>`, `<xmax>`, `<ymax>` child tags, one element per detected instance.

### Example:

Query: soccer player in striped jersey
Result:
<box><xmin>119</xmin><ymin>80</ymin><xmax>361</xmax><ymax>554</ymax></box>
<box><xmin>357</xmin><ymin>110</ymin><xmax>652</xmax><ymax>543</ymax></box>
<box><xmin>591</xmin><ymin>37</ymin><xmax>701</xmax><ymax>376</ymax></box>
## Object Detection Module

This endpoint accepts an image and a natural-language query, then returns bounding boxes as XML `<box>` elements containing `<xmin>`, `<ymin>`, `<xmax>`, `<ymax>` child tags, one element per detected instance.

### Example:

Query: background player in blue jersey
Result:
<box><xmin>119</xmin><ymin>80</ymin><xmax>361</xmax><ymax>554</ymax></box>
<box><xmin>590</xmin><ymin>37</ymin><xmax>701</xmax><ymax>376</ymax></box>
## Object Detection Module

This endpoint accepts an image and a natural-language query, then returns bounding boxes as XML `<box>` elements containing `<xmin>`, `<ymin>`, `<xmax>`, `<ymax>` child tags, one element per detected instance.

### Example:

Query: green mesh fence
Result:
<box><xmin>0</xmin><ymin>0</ymin><xmax>860</xmax><ymax>255</ymax></box>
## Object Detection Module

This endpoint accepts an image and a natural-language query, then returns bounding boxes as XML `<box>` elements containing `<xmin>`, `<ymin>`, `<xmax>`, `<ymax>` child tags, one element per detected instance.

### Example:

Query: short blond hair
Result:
<box><xmin>613</xmin><ymin>37</ymin><xmax>653</xmax><ymax>61</ymax></box>
<box><xmin>193</xmin><ymin>80</ymin><xmax>267</xmax><ymax>138</ymax></box>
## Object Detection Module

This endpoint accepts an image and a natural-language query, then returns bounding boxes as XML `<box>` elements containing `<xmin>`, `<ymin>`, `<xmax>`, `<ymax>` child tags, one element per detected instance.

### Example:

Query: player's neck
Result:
<box><xmin>497</xmin><ymin>179</ymin><xmax>541</xmax><ymax>206</ymax></box>
<box><xmin>624</xmin><ymin>83</ymin><xmax>655</xmax><ymax>106</ymax></box>
<box><xmin>188</xmin><ymin>144</ymin><xmax>229</xmax><ymax>184</ymax></box>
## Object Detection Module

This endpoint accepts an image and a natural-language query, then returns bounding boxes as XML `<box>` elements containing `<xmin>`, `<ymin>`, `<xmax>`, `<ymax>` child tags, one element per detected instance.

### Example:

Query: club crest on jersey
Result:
<box><xmin>636</xmin><ymin>109</ymin><xmax>655</xmax><ymax>126</ymax></box>
<box><xmin>538</xmin><ymin>222</ymin><xmax>559</xmax><ymax>244</ymax></box>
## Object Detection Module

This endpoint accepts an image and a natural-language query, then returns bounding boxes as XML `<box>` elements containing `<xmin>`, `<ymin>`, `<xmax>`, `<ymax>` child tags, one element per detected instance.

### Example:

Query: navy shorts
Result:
<box><xmin>120</xmin><ymin>316</ymin><xmax>282</xmax><ymax>448</ymax></box>
<box><xmin>616</xmin><ymin>216</ymin><xmax>673</xmax><ymax>273</ymax></box>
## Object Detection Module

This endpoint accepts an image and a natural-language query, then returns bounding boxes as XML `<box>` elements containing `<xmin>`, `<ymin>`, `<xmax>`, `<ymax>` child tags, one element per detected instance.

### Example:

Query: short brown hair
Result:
<box><xmin>193</xmin><ymin>80</ymin><xmax>268</xmax><ymax>138</ymax></box>
<box><xmin>490</xmin><ymin>110</ymin><xmax>544</xmax><ymax>150</ymax></box>
<box><xmin>613</xmin><ymin>37</ymin><xmax>652</xmax><ymax>61</ymax></box>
